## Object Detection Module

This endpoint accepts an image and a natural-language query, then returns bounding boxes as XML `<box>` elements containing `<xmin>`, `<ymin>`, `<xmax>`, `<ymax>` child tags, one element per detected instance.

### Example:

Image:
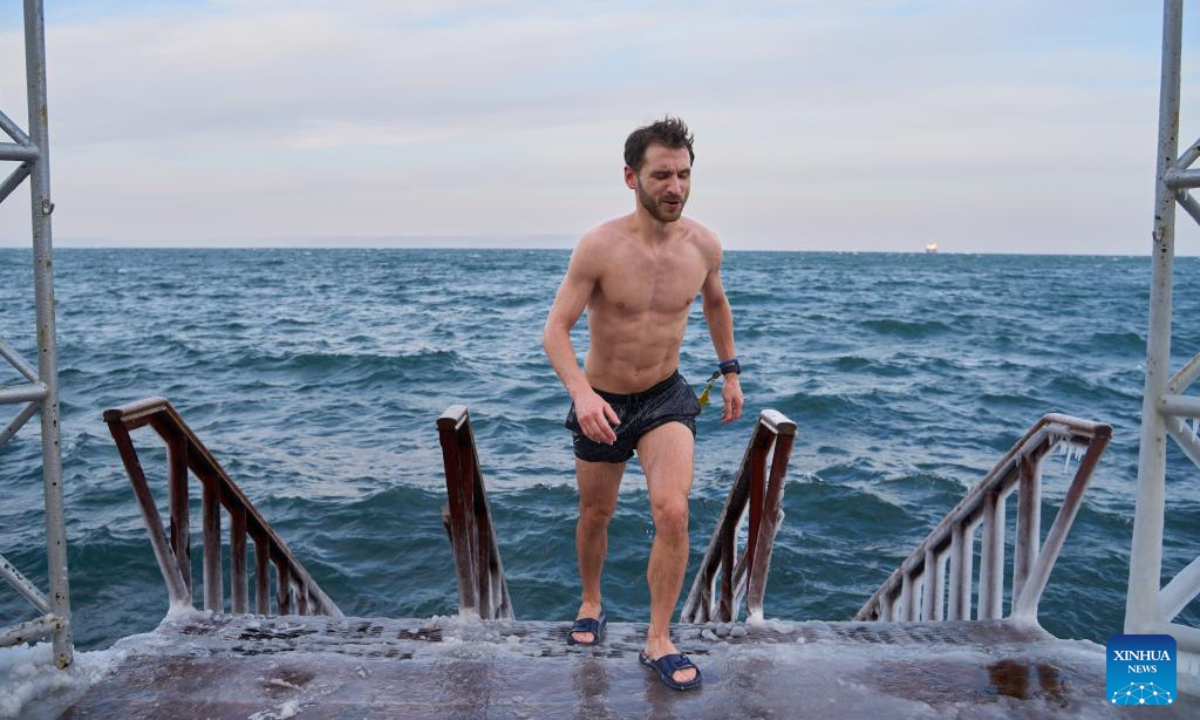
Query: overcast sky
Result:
<box><xmin>0</xmin><ymin>0</ymin><xmax>1197</xmax><ymax>253</ymax></box>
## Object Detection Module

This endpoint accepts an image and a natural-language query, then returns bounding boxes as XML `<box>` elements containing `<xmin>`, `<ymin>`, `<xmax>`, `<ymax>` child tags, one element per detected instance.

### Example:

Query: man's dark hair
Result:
<box><xmin>624</xmin><ymin>116</ymin><xmax>695</xmax><ymax>172</ymax></box>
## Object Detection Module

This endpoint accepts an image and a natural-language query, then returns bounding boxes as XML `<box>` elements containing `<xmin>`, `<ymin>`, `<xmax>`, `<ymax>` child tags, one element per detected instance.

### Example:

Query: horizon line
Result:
<box><xmin>0</xmin><ymin>241</ymin><xmax>1176</xmax><ymax>258</ymax></box>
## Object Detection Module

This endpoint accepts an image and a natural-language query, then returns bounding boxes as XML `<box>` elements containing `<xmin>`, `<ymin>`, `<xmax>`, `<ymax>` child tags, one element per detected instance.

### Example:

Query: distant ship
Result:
<box><xmin>925</xmin><ymin>241</ymin><xmax>938</xmax><ymax>253</ymax></box>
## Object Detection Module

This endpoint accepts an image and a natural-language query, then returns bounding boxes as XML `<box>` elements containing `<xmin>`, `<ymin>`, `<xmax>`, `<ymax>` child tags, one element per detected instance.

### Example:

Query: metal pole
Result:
<box><xmin>0</xmin><ymin>336</ymin><xmax>40</xmax><ymax>382</ymax></box>
<box><xmin>0</xmin><ymin>109</ymin><xmax>32</xmax><ymax>144</ymax></box>
<box><xmin>0</xmin><ymin>401</ymin><xmax>40</xmax><ymax>446</ymax></box>
<box><xmin>0</xmin><ymin>144</ymin><xmax>40</xmax><ymax>162</ymax></box>
<box><xmin>1127</xmin><ymin>0</ymin><xmax>1183</xmax><ymax>636</ymax></box>
<box><xmin>0</xmin><ymin>383</ymin><xmax>48</xmax><ymax>403</ymax></box>
<box><xmin>24</xmin><ymin>0</ymin><xmax>72</xmax><ymax>667</ymax></box>
<box><xmin>0</xmin><ymin>164</ymin><xmax>32</xmax><ymax>205</ymax></box>
<box><xmin>0</xmin><ymin>552</ymin><xmax>52</xmax><ymax>614</ymax></box>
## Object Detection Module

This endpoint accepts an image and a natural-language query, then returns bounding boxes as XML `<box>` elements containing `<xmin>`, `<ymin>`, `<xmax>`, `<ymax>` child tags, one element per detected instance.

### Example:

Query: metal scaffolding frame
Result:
<box><xmin>1128</xmin><ymin>0</ymin><xmax>1200</xmax><ymax>694</ymax></box>
<box><xmin>0</xmin><ymin>0</ymin><xmax>72</xmax><ymax>667</ymax></box>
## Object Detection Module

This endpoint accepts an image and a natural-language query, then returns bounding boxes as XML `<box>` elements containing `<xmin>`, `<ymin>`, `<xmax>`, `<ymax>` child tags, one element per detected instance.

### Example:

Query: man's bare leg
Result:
<box><xmin>636</xmin><ymin>422</ymin><xmax>697</xmax><ymax>684</ymax></box>
<box><xmin>573</xmin><ymin>457</ymin><xmax>625</xmax><ymax>643</ymax></box>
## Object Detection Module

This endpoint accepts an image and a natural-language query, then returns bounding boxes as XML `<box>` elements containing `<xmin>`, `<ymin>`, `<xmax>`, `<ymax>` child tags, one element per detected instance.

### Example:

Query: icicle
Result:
<box><xmin>1061</xmin><ymin>442</ymin><xmax>1084</xmax><ymax>471</ymax></box>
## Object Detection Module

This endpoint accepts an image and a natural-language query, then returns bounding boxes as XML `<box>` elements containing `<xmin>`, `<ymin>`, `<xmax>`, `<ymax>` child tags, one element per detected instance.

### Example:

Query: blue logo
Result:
<box><xmin>1107</xmin><ymin>634</ymin><xmax>1176</xmax><ymax>705</ymax></box>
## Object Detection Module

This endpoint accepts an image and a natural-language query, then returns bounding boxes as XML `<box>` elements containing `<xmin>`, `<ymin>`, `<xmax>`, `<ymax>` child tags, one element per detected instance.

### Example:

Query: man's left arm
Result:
<box><xmin>700</xmin><ymin>241</ymin><xmax>744</xmax><ymax>423</ymax></box>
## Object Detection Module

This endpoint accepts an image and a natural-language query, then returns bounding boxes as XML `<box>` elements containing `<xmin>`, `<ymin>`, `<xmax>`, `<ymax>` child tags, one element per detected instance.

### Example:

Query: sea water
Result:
<box><xmin>1</xmin><ymin>248</ymin><xmax>1198</xmax><ymax>650</ymax></box>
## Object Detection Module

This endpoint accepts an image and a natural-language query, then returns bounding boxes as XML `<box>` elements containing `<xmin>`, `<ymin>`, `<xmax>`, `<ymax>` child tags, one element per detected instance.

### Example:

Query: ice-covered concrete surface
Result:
<box><xmin>17</xmin><ymin>612</ymin><xmax>1200</xmax><ymax>719</ymax></box>
<box><xmin>0</xmin><ymin>641</ymin><xmax>127</xmax><ymax>720</ymax></box>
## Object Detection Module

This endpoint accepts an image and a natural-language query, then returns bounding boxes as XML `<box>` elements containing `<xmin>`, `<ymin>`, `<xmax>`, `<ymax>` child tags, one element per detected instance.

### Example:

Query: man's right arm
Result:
<box><xmin>543</xmin><ymin>236</ymin><xmax>620</xmax><ymax>445</ymax></box>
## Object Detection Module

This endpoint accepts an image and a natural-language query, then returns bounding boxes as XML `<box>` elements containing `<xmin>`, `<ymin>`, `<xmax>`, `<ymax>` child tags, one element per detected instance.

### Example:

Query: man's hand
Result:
<box><xmin>721</xmin><ymin>375</ymin><xmax>744</xmax><ymax>423</ymax></box>
<box><xmin>574</xmin><ymin>389</ymin><xmax>621</xmax><ymax>444</ymax></box>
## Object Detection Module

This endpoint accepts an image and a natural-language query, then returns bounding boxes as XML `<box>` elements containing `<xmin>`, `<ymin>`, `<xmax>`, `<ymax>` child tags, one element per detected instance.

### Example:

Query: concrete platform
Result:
<box><xmin>27</xmin><ymin>612</ymin><xmax>1200</xmax><ymax>719</ymax></box>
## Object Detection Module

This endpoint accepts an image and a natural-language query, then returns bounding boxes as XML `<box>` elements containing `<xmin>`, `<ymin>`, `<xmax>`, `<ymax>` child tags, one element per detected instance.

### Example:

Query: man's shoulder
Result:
<box><xmin>681</xmin><ymin>219</ymin><xmax>722</xmax><ymax>264</ymax></box>
<box><xmin>582</xmin><ymin>216</ymin><xmax>632</xmax><ymax>242</ymax></box>
<box><xmin>575</xmin><ymin>217</ymin><xmax>632</xmax><ymax>255</ymax></box>
<box><xmin>570</xmin><ymin>218</ymin><xmax>630</xmax><ymax>276</ymax></box>
<box><xmin>684</xmin><ymin>219</ymin><xmax>720</xmax><ymax>245</ymax></box>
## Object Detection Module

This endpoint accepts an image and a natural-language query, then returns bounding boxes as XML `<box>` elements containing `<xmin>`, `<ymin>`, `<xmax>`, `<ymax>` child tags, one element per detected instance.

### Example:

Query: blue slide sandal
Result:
<box><xmin>566</xmin><ymin>614</ymin><xmax>606</xmax><ymax>646</ymax></box>
<box><xmin>639</xmin><ymin>651</ymin><xmax>703</xmax><ymax>691</ymax></box>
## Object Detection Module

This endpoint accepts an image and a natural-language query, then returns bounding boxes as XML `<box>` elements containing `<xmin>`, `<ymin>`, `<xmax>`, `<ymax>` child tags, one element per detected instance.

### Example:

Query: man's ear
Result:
<box><xmin>624</xmin><ymin>165</ymin><xmax>637</xmax><ymax>190</ymax></box>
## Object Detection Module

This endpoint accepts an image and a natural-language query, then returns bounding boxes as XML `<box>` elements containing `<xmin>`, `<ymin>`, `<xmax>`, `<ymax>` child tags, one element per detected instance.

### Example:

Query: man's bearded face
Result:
<box><xmin>634</xmin><ymin>145</ymin><xmax>691</xmax><ymax>223</ymax></box>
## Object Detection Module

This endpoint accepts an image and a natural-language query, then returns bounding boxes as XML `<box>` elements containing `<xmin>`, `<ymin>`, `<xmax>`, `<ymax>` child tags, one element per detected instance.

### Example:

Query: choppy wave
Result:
<box><xmin>858</xmin><ymin>318</ymin><xmax>954</xmax><ymax>339</ymax></box>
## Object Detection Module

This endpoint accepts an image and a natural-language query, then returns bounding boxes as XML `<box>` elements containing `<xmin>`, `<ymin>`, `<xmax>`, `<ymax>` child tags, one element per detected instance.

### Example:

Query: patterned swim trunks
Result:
<box><xmin>564</xmin><ymin>370</ymin><xmax>701</xmax><ymax>464</ymax></box>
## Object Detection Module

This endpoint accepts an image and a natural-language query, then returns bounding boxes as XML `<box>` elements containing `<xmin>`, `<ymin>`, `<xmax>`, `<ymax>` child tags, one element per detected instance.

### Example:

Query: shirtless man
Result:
<box><xmin>542</xmin><ymin>117</ymin><xmax>744</xmax><ymax>691</ymax></box>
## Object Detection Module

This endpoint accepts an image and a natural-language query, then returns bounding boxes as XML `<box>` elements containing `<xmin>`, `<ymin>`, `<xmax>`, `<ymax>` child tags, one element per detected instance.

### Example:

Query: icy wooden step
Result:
<box><xmin>37</xmin><ymin>611</ymin><xmax>1200</xmax><ymax>719</ymax></box>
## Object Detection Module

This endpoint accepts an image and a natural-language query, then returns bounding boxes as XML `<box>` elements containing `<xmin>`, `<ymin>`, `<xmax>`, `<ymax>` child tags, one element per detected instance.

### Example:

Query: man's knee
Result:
<box><xmin>579</xmin><ymin>499</ymin><xmax>615</xmax><ymax>528</ymax></box>
<box><xmin>651</xmin><ymin>500</ymin><xmax>689</xmax><ymax>539</ymax></box>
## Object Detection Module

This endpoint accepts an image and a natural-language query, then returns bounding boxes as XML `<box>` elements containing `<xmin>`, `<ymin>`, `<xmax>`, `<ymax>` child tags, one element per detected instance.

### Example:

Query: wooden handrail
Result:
<box><xmin>855</xmin><ymin>413</ymin><xmax>1111</xmax><ymax>624</ymax></box>
<box><xmin>104</xmin><ymin>397</ymin><xmax>342</xmax><ymax>618</ymax></box>
<box><xmin>680</xmin><ymin>409</ymin><xmax>798</xmax><ymax>624</ymax></box>
<box><xmin>437</xmin><ymin>405</ymin><xmax>513</xmax><ymax>620</ymax></box>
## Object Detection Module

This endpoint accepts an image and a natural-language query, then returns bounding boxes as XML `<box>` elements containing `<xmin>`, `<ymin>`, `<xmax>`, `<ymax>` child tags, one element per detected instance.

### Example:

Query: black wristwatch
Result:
<box><xmin>719</xmin><ymin>359</ymin><xmax>741</xmax><ymax>375</ymax></box>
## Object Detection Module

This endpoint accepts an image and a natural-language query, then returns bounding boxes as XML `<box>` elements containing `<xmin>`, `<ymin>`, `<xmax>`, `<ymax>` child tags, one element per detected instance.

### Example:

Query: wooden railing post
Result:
<box><xmin>202</xmin><ymin>481</ymin><xmax>222</xmax><ymax>612</ymax></box>
<box><xmin>921</xmin><ymin>548</ymin><xmax>938</xmax><ymax>621</ymax></box>
<box><xmin>459</xmin><ymin>427</ymin><xmax>484</xmax><ymax>618</ymax></box>
<box><xmin>746</xmin><ymin>429</ymin><xmax>795</xmax><ymax>620</ymax></box>
<box><xmin>440</xmin><ymin>407</ymin><xmax>479</xmax><ymax>616</ymax></box>
<box><xmin>900</xmin><ymin>573</ymin><xmax>916</xmax><ymax>622</ymax></box>
<box><xmin>230</xmin><ymin>505</ymin><xmax>248</xmax><ymax>614</ymax></box>
<box><xmin>935</xmin><ymin>550</ymin><xmax>949</xmax><ymax>621</ymax></box>
<box><xmin>1013</xmin><ymin>454</ymin><xmax>1040</xmax><ymax>603</ymax></box>
<box><xmin>947</xmin><ymin>523</ymin><xmax>967</xmax><ymax>621</ymax></box>
<box><xmin>437</xmin><ymin>405</ymin><xmax>514</xmax><ymax>620</ymax></box>
<box><xmin>681</xmin><ymin>410</ymin><xmax>798</xmax><ymax>624</ymax></box>
<box><xmin>295</xmin><ymin>576</ymin><xmax>309</xmax><ymax>615</ymax></box>
<box><xmin>718</xmin><ymin>503</ymin><xmax>737</xmax><ymax>622</ymax></box>
<box><xmin>166</xmin><ymin>432</ymin><xmax>191</xmax><ymax>602</ymax></box>
<box><xmin>961</xmin><ymin>522</ymin><xmax>977</xmax><ymax>620</ymax></box>
<box><xmin>254</xmin><ymin>537</ymin><xmax>270</xmax><ymax>615</ymax></box>
<box><xmin>275</xmin><ymin>557</ymin><xmax>290</xmax><ymax>615</ymax></box>
<box><xmin>979</xmin><ymin>491</ymin><xmax>1004</xmax><ymax>620</ymax></box>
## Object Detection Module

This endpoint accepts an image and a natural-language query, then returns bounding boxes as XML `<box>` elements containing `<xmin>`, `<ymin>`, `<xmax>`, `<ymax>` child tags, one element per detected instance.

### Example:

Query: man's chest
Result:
<box><xmin>595</xmin><ymin>254</ymin><xmax>706</xmax><ymax>317</ymax></box>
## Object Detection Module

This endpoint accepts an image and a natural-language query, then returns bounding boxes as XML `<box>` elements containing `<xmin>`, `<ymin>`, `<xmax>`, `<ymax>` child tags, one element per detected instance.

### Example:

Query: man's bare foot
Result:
<box><xmin>643</xmin><ymin>637</ymin><xmax>698</xmax><ymax>684</ymax></box>
<box><xmin>571</xmin><ymin>602</ymin><xmax>603</xmax><ymax>644</ymax></box>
